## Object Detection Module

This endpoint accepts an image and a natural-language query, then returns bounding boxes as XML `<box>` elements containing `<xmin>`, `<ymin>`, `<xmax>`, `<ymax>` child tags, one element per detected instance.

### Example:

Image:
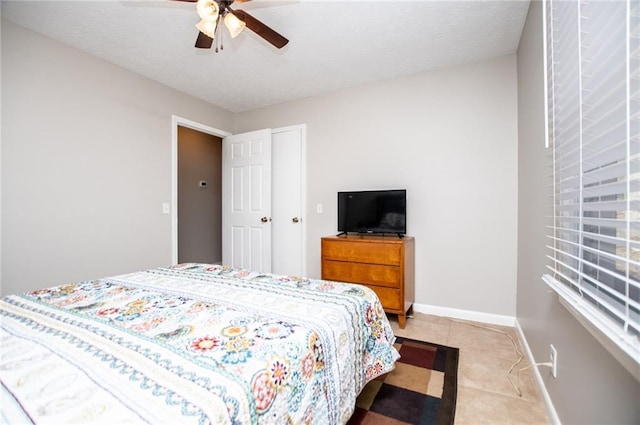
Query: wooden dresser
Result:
<box><xmin>321</xmin><ymin>235</ymin><xmax>415</xmax><ymax>328</ymax></box>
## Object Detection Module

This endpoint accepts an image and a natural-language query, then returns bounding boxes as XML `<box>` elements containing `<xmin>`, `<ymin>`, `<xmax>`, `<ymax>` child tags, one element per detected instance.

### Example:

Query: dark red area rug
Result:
<box><xmin>348</xmin><ymin>337</ymin><xmax>459</xmax><ymax>425</ymax></box>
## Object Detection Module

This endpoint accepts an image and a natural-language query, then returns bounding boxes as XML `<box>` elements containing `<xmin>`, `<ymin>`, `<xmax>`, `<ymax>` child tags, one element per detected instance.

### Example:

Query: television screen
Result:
<box><xmin>337</xmin><ymin>189</ymin><xmax>406</xmax><ymax>235</ymax></box>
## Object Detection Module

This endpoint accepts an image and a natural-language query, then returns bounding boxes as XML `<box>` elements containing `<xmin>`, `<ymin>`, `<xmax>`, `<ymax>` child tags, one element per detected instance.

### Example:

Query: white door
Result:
<box><xmin>222</xmin><ymin>129</ymin><xmax>272</xmax><ymax>272</ymax></box>
<box><xmin>272</xmin><ymin>126</ymin><xmax>306</xmax><ymax>277</ymax></box>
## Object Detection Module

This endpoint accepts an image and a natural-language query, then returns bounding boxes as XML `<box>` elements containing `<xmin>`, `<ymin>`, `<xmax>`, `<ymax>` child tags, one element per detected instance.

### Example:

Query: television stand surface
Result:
<box><xmin>336</xmin><ymin>232</ymin><xmax>404</xmax><ymax>239</ymax></box>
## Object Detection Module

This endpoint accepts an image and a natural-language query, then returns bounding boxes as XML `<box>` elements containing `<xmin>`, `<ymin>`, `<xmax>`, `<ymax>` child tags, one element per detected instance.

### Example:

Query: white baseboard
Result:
<box><xmin>412</xmin><ymin>303</ymin><xmax>560</xmax><ymax>424</ymax></box>
<box><xmin>514</xmin><ymin>320</ymin><xmax>561</xmax><ymax>425</ymax></box>
<box><xmin>412</xmin><ymin>302</ymin><xmax>516</xmax><ymax>327</ymax></box>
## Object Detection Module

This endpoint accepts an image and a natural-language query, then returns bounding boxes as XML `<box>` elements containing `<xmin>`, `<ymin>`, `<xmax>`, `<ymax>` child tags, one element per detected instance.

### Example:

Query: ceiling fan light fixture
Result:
<box><xmin>224</xmin><ymin>12</ymin><xmax>246</xmax><ymax>38</ymax></box>
<box><xmin>196</xmin><ymin>0</ymin><xmax>219</xmax><ymax>22</ymax></box>
<box><xmin>196</xmin><ymin>19</ymin><xmax>217</xmax><ymax>39</ymax></box>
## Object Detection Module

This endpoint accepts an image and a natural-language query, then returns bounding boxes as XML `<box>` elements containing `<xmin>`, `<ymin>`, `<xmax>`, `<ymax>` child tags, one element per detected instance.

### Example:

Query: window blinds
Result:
<box><xmin>543</xmin><ymin>0</ymin><xmax>639</xmax><ymax>369</ymax></box>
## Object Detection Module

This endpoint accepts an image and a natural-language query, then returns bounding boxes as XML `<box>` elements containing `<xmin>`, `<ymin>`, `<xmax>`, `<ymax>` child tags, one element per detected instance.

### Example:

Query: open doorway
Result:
<box><xmin>171</xmin><ymin>116</ymin><xmax>231</xmax><ymax>265</ymax></box>
<box><xmin>177</xmin><ymin>126</ymin><xmax>222</xmax><ymax>264</ymax></box>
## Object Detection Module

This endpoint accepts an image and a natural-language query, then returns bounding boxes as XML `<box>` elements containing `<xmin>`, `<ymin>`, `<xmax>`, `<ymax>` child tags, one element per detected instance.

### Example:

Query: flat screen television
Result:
<box><xmin>337</xmin><ymin>189</ymin><xmax>406</xmax><ymax>236</ymax></box>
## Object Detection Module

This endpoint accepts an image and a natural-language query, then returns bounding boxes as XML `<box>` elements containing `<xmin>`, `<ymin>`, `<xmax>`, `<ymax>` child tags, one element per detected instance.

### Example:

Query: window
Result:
<box><xmin>543</xmin><ymin>0</ymin><xmax>639</xmax><ymax>377</ymax></box>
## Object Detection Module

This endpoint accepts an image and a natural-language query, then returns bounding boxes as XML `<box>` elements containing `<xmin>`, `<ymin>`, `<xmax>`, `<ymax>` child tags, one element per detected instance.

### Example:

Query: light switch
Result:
<box><xmin>162</xmin><ymin>203</ymin><xmax>170</xmax><ymax>214</ymax></box>
<box><xmin>316</xmin><ymin>203</ymin><xmax>323</xmax><ymax>214</ymax></box>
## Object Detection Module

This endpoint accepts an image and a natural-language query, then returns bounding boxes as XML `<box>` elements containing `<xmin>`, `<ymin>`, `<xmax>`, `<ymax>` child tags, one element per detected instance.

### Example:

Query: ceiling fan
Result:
<box><xmin>177</xmin><ymin>0</ymin><xmax>289</xmax><ymax>51</ymax></box>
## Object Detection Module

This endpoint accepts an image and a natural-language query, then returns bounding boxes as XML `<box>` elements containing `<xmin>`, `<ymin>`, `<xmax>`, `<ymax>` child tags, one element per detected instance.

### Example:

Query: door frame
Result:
<box><xmin>171</xmin><ymin>115</ymin><xmax>231</xmax><ymax>265</ymax></box>
<box><xmin>171</xmin><ymin>117</ymin><xmax>307</xmax><ymax>275</ymax></box>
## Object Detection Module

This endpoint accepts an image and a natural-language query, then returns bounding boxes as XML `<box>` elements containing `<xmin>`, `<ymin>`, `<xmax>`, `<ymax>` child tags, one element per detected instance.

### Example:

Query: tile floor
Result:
<box><xmin>387</xmin><ymin>312</ymin><xmax>550</xmax><ymax>425</ymax></box>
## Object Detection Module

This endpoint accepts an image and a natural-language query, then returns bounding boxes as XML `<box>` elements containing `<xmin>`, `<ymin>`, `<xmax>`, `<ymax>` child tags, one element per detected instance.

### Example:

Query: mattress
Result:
<box><xmin>0</xmin><ymin>263</ymin><xmax>399</xmax><ymax>424</ymax></box>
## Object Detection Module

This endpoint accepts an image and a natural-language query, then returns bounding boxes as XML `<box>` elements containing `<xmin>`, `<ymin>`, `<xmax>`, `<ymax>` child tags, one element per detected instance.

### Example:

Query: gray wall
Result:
<box><xmin>235</xmin><ymin>56</ymin><xmax>519</xmax><ymax>317</ymax></box>
<box><xmin>1</xmin><ymin>19</ymin><xmax>233</xmax><ymax>295</ymax></box>
<box><xmin>516</xmin><ymin>2</ymin><xmax>640</xmax><ymax>424</ymax></box>
<box><xmin>177</xmin><ymin>126</ymin><xmax>222</xmax><ymax>264</ymax></box>
<box><xmin>2</xmin><ymin>15</ymin><xmax>519</xmax><ymax>319</ymax></box>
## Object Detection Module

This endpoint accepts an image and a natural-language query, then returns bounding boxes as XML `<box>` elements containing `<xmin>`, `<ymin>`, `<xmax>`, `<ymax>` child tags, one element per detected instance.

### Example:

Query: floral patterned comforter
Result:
<box><xmin>0</xmin><ymin>264</ymin><xmax>399</xmax><ymax>424</ymax></box>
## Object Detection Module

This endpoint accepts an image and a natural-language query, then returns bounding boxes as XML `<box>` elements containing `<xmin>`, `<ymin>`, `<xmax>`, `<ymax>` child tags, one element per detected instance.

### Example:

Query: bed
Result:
<box><xmin>0</xmin><ymin>263</ymin><xmax>399</xmax><ymax>424</ymax></box>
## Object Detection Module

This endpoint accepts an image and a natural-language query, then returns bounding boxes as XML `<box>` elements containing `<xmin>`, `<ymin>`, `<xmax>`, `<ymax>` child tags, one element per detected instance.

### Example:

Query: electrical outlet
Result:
<box><xmin>550</xmin><ymin>344</ymin><xmax>558</xmax><ymax>378</ymax></box>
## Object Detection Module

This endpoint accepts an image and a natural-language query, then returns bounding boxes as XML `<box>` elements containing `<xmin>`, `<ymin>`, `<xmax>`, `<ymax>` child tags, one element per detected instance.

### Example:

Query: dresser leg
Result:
<box><xmin>398</xmin><ymin>313</ymin><xmax>406</xmax><ymax>329</ymax></box>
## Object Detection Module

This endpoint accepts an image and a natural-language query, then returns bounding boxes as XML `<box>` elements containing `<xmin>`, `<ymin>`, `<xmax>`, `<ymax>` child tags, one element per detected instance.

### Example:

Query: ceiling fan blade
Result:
<box><xmin>231</xmin><ymin>9</ymin><xmax>289</xmax><ymax>49</ymax></box>
<box><xmin>195</xmin><ymin>31</ymin><xmax>214</xmax><ymax>48</ymax></box>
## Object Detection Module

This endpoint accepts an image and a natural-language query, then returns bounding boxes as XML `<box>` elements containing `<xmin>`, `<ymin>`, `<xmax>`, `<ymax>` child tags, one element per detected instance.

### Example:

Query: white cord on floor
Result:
<box><xmin>449</xmin><ymin>318</ymin><xmax>551</xmax><ymax>398</ymax></box>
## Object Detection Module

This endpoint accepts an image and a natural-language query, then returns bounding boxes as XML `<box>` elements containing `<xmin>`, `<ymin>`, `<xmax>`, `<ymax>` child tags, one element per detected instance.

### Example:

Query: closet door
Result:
<box><xmin>271</xmin><ymin>125</ymin><xmax>306</xmax><ymax>277</ymax></box>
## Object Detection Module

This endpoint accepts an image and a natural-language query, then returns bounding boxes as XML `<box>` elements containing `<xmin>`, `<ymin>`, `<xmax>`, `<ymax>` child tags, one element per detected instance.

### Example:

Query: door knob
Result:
<box><xmin>261</xmin><ymin>217</ymin><xmax>269</xmax><ymax>223</ymax></box>
<box><xmin>292</xmin><ymin>217</ymin><xmax>300</xmax><ymax>223</ymax></box>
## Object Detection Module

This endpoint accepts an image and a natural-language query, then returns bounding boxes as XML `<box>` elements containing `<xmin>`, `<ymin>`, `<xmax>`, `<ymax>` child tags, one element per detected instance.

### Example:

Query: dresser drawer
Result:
<box><xmin>322</xmin><ymin>261</ymin><xmax>401</xmax><ymax>288</ymax></box>
<box><xmin>367</xmin><ymin>286</ymin><xmax>402</xmax><ymax>310</ymax></box>
<box><xmin>322</xmin><ymin>240</ymin><xmax>402</xmax><ymax>266</ymax></box>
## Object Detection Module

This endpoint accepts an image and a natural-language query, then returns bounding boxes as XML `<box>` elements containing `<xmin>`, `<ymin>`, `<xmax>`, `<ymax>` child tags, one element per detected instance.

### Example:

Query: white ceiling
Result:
<box><xmin>1</xmin><ymin>0</ymin><xmax>531</xmax><ymax>113</ymax></box>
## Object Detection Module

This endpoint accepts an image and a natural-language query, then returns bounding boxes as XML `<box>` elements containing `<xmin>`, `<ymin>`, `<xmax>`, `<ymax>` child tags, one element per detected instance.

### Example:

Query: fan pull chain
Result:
<box><xmin>215</xmin><ymin>14</ymin><xmax>222</xmax><ymax>53</ymax></box>
<box><xmin>216</xmin><ymin>23</ymin><xmax>224</xmax><ymax>53</ymax></box>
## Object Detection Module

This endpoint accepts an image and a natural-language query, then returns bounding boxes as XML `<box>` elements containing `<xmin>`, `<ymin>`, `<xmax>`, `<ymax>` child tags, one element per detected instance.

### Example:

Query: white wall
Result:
<box><xmin>235</xmin><ymin>56</ymin><xmax>519</xmax><ymax>317</ymax></box>
<box><xmin>516</xmin><ymin>2</ymin><xmax>640</xmax><ymax>423</ymax></box>
<box><xmin>1</xmin><ymin>20</ymin><xmax>234</xmax><ymax>295</ymax></box>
